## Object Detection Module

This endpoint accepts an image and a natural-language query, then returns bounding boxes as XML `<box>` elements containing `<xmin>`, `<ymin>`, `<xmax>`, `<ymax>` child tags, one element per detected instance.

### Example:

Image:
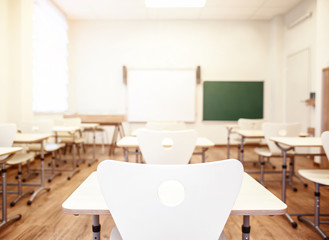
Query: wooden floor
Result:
<box><xmin>1</xmin><ymin>145</ymin><xmax>329</xmax><ymax>240</ymax></box>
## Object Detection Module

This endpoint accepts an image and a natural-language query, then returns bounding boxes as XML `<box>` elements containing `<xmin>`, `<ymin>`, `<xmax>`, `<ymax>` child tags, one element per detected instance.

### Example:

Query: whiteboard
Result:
<box><xmin>127</xmin><ymin>69</ymin><xmax>196</xmax><ymax>122</ymax></box>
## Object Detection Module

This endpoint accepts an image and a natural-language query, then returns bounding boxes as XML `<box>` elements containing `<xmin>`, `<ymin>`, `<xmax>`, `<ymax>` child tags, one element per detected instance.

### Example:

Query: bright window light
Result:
<box><xmin>145</xmin><ymin>0</ymin><xmax>206</xmax><ymax>8</ymax></box>
<box><xmin>33</xmin><ymin>0</ymin><xmax>69</xmax><ymax>113</ymax></box>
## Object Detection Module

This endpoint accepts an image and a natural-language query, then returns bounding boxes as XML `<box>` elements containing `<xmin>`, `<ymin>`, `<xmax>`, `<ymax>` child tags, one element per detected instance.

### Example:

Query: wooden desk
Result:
<box><xmin>64</xmin><ymin>114</ymin><xmax>126</xmax><ymax>156</ymax></box>
<box><xmin>62</xmin><ymin>171</ymin><xmax>286</xmax><ymax>240</ymax></box>
<box><xmin>0</xmin><ymin>147</ymin><xmax>22</xmax><ymax>229</ymax></box>
<box><xmin>14</xmin><ymin>133</ymin><xmax>51</xmax><ymax>205</ymax></box>
<box><xmin>270</xmin><ymin>137</ymin><xmax>324</xmax><ymax>228</ymax></box>
<box><xmin>117</xmin><ymin>136</ymin><xmax>215</xmax><ymax>163</ymax></box>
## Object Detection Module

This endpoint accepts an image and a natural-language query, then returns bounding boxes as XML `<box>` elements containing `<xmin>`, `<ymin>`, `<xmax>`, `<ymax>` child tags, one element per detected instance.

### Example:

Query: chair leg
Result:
<box><xmin>297</xmin><ymin>183</ymin><xmax>329</xmax><ymax>240</ymax></box>
<box><xmin>288</xmin><ymin>156</ymin><xmax>308</xmax><ymax>190</ymax></box>
<box><xmin>265</xmin><ymin>158</ymin><xmax>276</xmax><ymax>169</ymax></box>
<box><xmin>10</xmin><ymin>164</ymin><xmax>34</xmax><ymax>207</ymax></box>
<box><xmin>260</xmin><ymin>155</ymin><xmax>265</xmax><ymax>185</ymax></box>
<box><xmin>47</xmin><ymin>151</ymin><xmax>62</xmax><ymax>183</ymax></box>
<box><xmin>288</xmin><ymin>158</ymin><xmax>298</xmax><ymax>192</ymax></box>
<box><xmin>22</xmin><ymin>160</ymin><xmax>38</xmax><ymax>182</ymax></box>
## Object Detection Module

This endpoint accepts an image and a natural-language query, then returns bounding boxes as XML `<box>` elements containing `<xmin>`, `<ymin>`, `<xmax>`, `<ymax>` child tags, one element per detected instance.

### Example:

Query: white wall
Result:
<box><xmin>316</xmin><ymin>0</ymin><xmax>329</xmax><ymax>133</ymax></box>
<box><xmin>0</xmin><ymin>0</ymin><xmax>34</xmax><ymax>124</ymax></box>
<box><xmin>68</xmin><ymin>20</ymin><xmax>270</xmax><ymax>144</ymax></box>
<box><xmin>283</xmin><ymin>0</ymin><xmax>316</xmax><ymax>133</ymax></box>
<box><xmin>0</xmin><ymin>0</ymin><xmax>9</xmax><ymax>122</ymax></box>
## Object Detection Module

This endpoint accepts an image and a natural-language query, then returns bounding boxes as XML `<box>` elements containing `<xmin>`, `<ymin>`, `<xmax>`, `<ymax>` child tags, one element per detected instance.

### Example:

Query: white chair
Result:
<box><xmin>54</xmin><ymin>118</ymin><xmax>85</xmax><ymax>166</ymax></box>
<box><xmin>19</xmin><ymin>119</ymin><xmax>64</xmax><ymax>183</ymax></box>
<box><xmin>254</xmin><ymin>122</ymin><xmax>304</xmax><ymax>189</ymax></box>
<box><xmin>137</xmin><ymin>129</ymin><xmax>197</xmax><ymax>164</ymax></box>
<box><xmin>97</xmin><ymin>159</ymin><xmax>244</xmax><ymax>240</ymax></box>
<box><xmin>0</xmin><ymin>123</ymin><xmax>35</xmax><ymax>206</ymax></box>
<box><xmin>297</xmin><ymin>131</ymin><xmax>329</xmax><ymax>239</ymax></box>
<box><xmin>146</xmin><ymin>120</ymin><xmax>186</xmax><ymax>131</ymax></box>
<box><xmin>227</xmin><ymin>118</ymin><xmax>266</xmax><ymax>161</ymax></box>
<box><xmin>238</xmin><ymin>118</ymin><xmax>264</xmax><ymax>130</ymax></box>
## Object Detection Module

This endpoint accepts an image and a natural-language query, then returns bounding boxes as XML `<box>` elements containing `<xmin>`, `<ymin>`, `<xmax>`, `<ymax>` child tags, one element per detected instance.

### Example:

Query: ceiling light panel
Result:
<box><xmin>145</xmin><ymin>0</ymin><xmax>206</xmax><ymax>8</ymax></box>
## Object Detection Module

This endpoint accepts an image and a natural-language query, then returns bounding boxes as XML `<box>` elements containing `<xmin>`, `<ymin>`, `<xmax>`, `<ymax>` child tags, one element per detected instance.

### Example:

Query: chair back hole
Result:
<box><xmin>158</xmin><ymin>180</ymin><xmax>185</xmax><ymax>207</ymax></box>
<box><xmin>32</xmin><ymin>126</ymin><xmax>39</xmax><ymax>132</ymax></box>
<box><xmin>161</xmin><ymin>137</ymin><xmax>174</xmax><ymax>149</ymax></box>
<box><xmin>278</xmin><ymin>129</ymin><xmax>287</xmax><ymax>136</ymax></box>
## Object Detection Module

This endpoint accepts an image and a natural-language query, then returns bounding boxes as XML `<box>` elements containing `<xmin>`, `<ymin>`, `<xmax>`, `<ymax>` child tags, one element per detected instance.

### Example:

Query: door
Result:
<box><xmin>285</xmin><ymin>48</ymin><xmax>311</xmax><ymax>132</ymax></box>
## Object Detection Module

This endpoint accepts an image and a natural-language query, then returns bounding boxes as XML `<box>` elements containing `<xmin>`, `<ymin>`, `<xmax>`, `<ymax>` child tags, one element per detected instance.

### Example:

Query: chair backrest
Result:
<box><xmin>0</xmin><ymin>123</ymin><xmax>17</xmax><ymax>160</ymax></box>
<box><xmin>97</xmin><ymin>159</ymin><xmax>244</xmax><ymax>240</ymax></box>
<box><xmin>238</xmin><ymin>118</ymin><xmax>264</xmax><ymax>130</ymax></box>
<box><xmin>262</xmin><ymin>122</ymin><xmax>301</xmax><ymax>155</ymax></box>
<box><xmin>321</xmin><ymin>131</ymin><xmax>329</xmax><ymax>162</ymax></box>
<box><xmin>54</xmin><ymin>118</ymin><xmax>81</xmax><ymax>127</ymax></box>
<box><xmin>146</xmin><ymin>120</ymin><xmax>186</xmax><ymax>131</ymax></box>
<box><xmin>137</xmin><ymin>129</ymin><xmax>197</xmax><ymax>164</ymax></box>
<box><xmin>19</xmin><ymin>119</ymin><xmax>54</xmax><ymax>134</ymax></box>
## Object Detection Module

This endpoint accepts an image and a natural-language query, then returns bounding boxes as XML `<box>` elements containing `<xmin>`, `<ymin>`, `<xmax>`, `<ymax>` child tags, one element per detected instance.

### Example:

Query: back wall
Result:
<box><xmin>67</xmin><ymin>20</ymin><xmax>270</xmax><ymax>144</ymax></box>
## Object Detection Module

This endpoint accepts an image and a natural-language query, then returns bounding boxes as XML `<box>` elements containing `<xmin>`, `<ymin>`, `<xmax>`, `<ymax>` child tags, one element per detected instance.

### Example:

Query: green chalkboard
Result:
<box><xmin>203</xmin><ymin>81</ymin><xmax>264</xmax><ymax>121</ymax></box>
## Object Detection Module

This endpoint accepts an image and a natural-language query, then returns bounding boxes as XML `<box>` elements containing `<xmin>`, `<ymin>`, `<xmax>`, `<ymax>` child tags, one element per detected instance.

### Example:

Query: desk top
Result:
<box><xmin>117</xmin><ymin>136</ymin><xmax>215</xmax><ymax>148</ymax></box>
<box><xmin>0</xmin><ymin>147</ymin><xmax>22</xmax><ymax>157</ymax></box>
<box><xmin>14</xmin><ymin>133</ymin><xmax>51</xmax><ymax>143</ymax></box>
<box><xmin>52</xmin><ymin>126</ymin><xmax>81</xmax><ymax>134</ymax></box>
<box><xmin>64</xmin><ymin>114</ymin><xmax>126</xmax><ymax>125</ymax></box>
<box><xmin>270</xmin><ymin>137</ymin><xmax>322</xmax><ymax>147</ymax></box>
<box><xmin>236</xmin><ymin>129</ymin><xmax>264</xmax><ymax>138</ymax></box>
<box><xmin>81</xmin><ymin>123</ymin><xmax>99</xmax><ymax>130</ymax></box>
<box><xmin>62</xmin><ymin>171</ymin><xmax>286</xmax><ymax>216</ymax></box>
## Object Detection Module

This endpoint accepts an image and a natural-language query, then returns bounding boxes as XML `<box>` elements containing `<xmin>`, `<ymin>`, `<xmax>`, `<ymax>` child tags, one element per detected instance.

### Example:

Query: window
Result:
<box><xmin>32</xmin><ymin>0</ymin><xmax>69</xmax><ymax>113</ymax></box>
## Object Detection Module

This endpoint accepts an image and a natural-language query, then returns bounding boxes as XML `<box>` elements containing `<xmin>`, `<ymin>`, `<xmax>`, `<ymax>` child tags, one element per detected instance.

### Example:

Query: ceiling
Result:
<box><xmin>52</xmin><ymin>0</ymin><xmax>302</xmax><ymax>20</ymax></box>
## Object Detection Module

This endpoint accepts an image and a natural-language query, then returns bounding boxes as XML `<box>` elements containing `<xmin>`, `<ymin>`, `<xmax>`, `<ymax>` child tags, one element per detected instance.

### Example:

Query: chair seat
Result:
<box><xmin>28</xmin><ymin>143</ymin><xmax>65</xmax><ymax>152</ymax></box>
<box><xmin>254</xmin><ymin>147</ymin><xmax>295</xmax><ymax>158</ymax></box>
<box><xmin>298</xmin><ymin>169</ymin><xmax>329</xmax><ymax>186</ymax></box>
<box><xmin>6</xmin><ymin>152</ymin><xmax>35</xmax><ymax>165</ymax></box>
<box><xmin>109</xmin><ymin>226</ymin><xmax>226</xmax><ymax>240</ymax></box>
<box><xmin>60</xmin><ymin>137</ymin><xmax>85</xmax><ymax>144</ymax></box>
<box><xmin>233</xmin><ymin>137</ymin><xmax>264</xmax><ymax>145</ymax></box>
<box><xmin>254</xmin><ymin>147</ymin><xmax>272</xmax><ymax>157</ymax></box>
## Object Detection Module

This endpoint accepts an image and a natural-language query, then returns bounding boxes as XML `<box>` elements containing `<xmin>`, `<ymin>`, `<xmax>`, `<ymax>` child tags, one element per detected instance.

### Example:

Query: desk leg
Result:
<box><xmin>92</xmin><ymin>215</ymin><xmax>101</xmax><ymax>240</ymax></box>
<box><xmin>109</xmin><ymin>126</ymin><xmax>119</xmax><ymax>156</ymax></box>
<box><xmin>124</xmin><ymin>148</ymin><xmax>128</xmax><ymax>162</ymax></box>
<box><xmin>227</xmin><ymin>128</ymin><xmax>232</xmax><ymax>159</ymax></box>
<box><xmin>281</xmin><ymin>149</ymin><xmax>297</xmax><ymax>228</ymax></box>
<box><xmin>88</xmin><ymin>128</ymin><xmax>98</xmax><ymax>167</ymax></box>
<box><xmin>27</xmin><ymin>141</ymin><xmax>50</xmax><ymax>205</ymax></box>
<box><xmin>202</xmin><ymin>148</ymin><xmax>208</xmax><ymax>163</ymax></box>
<box><xmin>240</xmin><ymin>136</ymin><xmax>245</xmax><ymax>164</ymax></box>
<box><xmin>67</xmin><ymin>141</ymin><xmax>80</xmax><ymax>181</ymax></box>
<box><xmin>0</xmin><ymin>163</ymin><xmax>22</xmax><ymax>229</ymax></box>
<box><xmin>242</xmin><ymin>215</ymin><xmax>250</xmax><ymax>240</ymax></box>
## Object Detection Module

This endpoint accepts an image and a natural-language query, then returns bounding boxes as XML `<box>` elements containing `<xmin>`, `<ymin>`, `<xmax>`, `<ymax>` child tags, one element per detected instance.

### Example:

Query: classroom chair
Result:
<box><xmin>146</xmin><ymin>120</ymin><xmax>186</xmax><ymax>131</ymax></box>
<box><xmin>254</xmin><ymin>122</ymin><xmax>304</xmax><ymax>189</ymax></box>
<box><xmin>97</xmin><ymin>159</ymin><xmax>244</xmax><ymax>240</ymax></box>
<box><xmin>137</xmin><ymin>129</ymin><xmax>197</xmax><ymax>164</ymax></box>
<box><xmin>297</xmin><ymin>131</ymin><xmax>329</xmax><ymax>240</ymax></box>
<box><xmin>53</xmin><ymin>118</ymin><xmax>85</xmax><ymax>166</ymax></box>
<box><xmin>19</xmin><ymin>120</ymin><xmax>64</xmax><ymax>183</ymax></box>
<box><xmin>235</xmin><ymin>118</ymin><xmax>267</xmax><ymax>159</ymax></box>
<box><xmin>0</xmin><ymin>123</ymin><xmax>35</xmax><ymax>206</ymax></box>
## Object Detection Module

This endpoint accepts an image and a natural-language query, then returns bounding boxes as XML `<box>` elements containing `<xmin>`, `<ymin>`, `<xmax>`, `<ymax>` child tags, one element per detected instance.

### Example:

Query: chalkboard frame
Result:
<box><xmin>203</xmin><ymin>81</ymin><xmax>264</xmax><ymax>121</ymax></box>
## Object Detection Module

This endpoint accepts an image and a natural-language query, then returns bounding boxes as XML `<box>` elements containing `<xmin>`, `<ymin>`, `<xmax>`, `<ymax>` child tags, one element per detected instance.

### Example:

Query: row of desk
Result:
<box><xmin>226</xmin><ymin>126</ymin><xmax>326</xmax><ymax>227</ymax></box>
<box><xmin>61</xmin><ymin>127</ymin><xmax>286</xmax><ymax>240</ymax></box>
<box><xmin>0</xmin><ymin>123</ymin><xmax>101</xmax><ymax>231</ymax></box>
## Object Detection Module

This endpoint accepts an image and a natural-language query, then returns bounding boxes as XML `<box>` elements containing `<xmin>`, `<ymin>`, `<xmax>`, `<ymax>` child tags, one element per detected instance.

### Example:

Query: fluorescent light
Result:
<box><xmin>145</xmin><ymin>0</ymin><xmax>206</xmax><ymax>8</ymax></box>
